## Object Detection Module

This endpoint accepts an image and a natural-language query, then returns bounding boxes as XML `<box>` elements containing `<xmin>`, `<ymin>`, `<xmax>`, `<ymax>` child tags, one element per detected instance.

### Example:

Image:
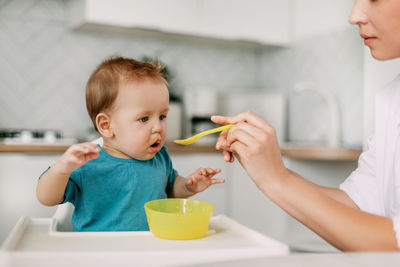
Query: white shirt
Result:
<box><xmin>340</xmin><ymin>74</ymin><xmax>400</xmax><ymax>247</ymax></box>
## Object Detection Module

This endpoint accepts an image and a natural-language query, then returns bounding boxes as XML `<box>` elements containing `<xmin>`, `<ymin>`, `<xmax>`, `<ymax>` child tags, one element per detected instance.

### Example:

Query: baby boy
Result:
<box><xmin>36</xmin><ymin>56</ymin><xmax>224</xmax><ymax>231</ymax></box>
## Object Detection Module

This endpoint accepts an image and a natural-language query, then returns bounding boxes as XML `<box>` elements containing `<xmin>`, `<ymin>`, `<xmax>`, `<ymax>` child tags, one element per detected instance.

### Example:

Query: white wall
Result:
<box><xmin>293</xmin><ymin>0</ymin><xmax>354</xmax><ymax>40</ymax></box>
<box><xmin>262</xmin><ymin>0</ymin><xmax>363</xmax><ymax>146</ymax></box>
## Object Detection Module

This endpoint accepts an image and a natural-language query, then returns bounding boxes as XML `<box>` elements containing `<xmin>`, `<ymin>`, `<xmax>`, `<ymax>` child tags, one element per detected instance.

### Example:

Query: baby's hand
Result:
<box><xmin>53</xmin><ymin>143</ymin><xmax>100</xmax><ymax>175</ymax></box>
<box><xmin>185</xmin><ymin>168</ymin><xmax>225</xmax><ymax>194</ymax></box>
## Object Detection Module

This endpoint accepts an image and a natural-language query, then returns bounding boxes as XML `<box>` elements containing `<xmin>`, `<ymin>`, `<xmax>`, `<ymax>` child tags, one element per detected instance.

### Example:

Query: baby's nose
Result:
<box><xmin>152</xmin><ymin>120</ymin><xmax>163</xmax><ymax>133</ymax></box>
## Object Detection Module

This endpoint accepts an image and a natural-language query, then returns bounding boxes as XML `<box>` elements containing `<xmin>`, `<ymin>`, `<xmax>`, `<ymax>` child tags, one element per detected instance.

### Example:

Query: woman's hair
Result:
<box><xmin>86</xmin><ymin>56</ymin><xmax>167</xmax><ymax>131</ymax></box>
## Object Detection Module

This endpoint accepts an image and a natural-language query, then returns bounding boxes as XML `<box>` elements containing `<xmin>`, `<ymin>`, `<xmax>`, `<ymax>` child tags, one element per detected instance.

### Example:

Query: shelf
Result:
<box><xmin>280</xmin><ymin>145</ymin><xmax>362</xmax><ymax>161</ymax></box>
<box><xmin>0</xmin><ymin>142</ymin><xmax>218</xmax><ymax>154</ymax></box>
<box><xmin>0</xmin><ymin>143</ymin><xmax>362</xmax><ymax>161</ymax></box>
<box><xmin>0</xmin><ymin>143</ymin><xmax>71</xmax><ymax>154</ymax></box>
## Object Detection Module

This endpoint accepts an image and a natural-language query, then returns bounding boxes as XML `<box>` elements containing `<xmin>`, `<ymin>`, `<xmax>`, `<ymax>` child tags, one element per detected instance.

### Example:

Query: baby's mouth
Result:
<box><xmin>150</xmin><ymin>140</ymin><xmax>160</xmax><ymax>148</ymax></box>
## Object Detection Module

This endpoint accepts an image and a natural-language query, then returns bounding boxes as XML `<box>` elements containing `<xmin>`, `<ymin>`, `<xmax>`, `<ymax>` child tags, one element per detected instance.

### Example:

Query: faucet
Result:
<box><xmin>294</xmin><ymin>81</ymin><xmax>341</xmax><ymax>147</ymax></box>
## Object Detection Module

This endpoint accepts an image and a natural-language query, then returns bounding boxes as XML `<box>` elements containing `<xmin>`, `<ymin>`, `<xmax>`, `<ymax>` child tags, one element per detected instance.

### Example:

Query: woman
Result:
<box><xmin>212</xmin><ymin>0</ymin><xmax>400</xmax><ymax>251</ymax></box>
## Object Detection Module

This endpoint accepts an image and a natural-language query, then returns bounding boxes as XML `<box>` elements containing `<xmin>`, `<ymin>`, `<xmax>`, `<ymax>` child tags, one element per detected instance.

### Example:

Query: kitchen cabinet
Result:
<box><xmin>0</xmin><ymin>154</ymin><xmax>58</xmax><ymax>244</ymax></box>
<box><xmin>229</xmin><ymin>157</ymin><xmax>357</xmax><ymax>252</ymax></box>
<box><xmin>229</xmin><ymin>160</ymin><xmax>288</xmax><ymax>243</ymax></box>
<box><xmin>69</xmin><ymin>0</ymin><xmax>291</xmax><ymax>46</ymax></box>
<box><xmin>170</xmin><ymin>153</ymin><xmax>230</xmax><ymax>216</ymax></box>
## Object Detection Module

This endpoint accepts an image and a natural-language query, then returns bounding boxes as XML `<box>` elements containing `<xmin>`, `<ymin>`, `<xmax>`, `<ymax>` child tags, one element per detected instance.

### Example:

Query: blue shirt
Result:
<box><xmin>62</xmin><ymin>145</ymin><xmax>177</xmax><ymax>231</ymax></box>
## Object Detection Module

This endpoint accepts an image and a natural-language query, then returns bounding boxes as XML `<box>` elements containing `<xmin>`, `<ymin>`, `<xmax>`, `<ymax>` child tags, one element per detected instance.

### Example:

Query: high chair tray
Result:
<box><xmin>1</xmin><ymin>215</ymin><xmax>289</xmax><ymax>267</ymax></box>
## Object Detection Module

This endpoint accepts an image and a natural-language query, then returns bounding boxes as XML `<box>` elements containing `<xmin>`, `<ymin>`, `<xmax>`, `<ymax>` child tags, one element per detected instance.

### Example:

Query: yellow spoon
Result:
<box><xmin>173</xmin><ymin>124</ymin><xmax>234</xmax><ymax>145</ymax></box>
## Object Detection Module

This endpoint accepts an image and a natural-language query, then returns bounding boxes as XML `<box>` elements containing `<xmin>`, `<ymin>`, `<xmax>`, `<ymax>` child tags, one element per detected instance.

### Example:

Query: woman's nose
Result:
<box><xmin>348</xmin><ymin>0</ymin><xmax>368</xmax><ymax>25</ymax></box>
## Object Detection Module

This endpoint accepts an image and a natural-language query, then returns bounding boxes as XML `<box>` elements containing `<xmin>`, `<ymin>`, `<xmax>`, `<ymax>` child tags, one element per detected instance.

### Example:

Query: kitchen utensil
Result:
<box><xmin>173</xmin><ymin>124</ymin><xmax>234</xmax><ymax>145</ymax></box>
<box><xmin>144</xmin><ymin>198</ymin><xmax>214</xmax><ymax>240</ymax></box>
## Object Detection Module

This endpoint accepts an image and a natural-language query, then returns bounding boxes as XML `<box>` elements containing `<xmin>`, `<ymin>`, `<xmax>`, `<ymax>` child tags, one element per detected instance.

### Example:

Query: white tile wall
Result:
<box><xmin>260</xmin><ymin>28</ymin><xmax>364</xmax><ymax>146</ymax></box>
<box><xmin>0</xmin><ymin>0</ymin><xmax>259</xmax><ymax>138</ymax></box>
<box><xmin>0</xmin><ymin>0</ymin><xmax>363</xmax><ymax>146</ymax></box>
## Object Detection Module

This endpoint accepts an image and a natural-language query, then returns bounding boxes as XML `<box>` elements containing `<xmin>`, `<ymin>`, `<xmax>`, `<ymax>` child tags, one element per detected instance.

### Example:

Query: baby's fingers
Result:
<box><xmin>66</xmin><ymin>143</ymin><xmax>100</xmax><ymax>164</ymax></box>
<box><xmin>84</xmin><ymin>151</ymin><xmax>100</xmax><ymax>162</ymax></box>
<box><xmin>195</xmin><ymin>168</ymin><xmax>207</xmax><ymax>176</ymax></box>
<box><xmin>211</xmin><ymin>178</ymin><xmax>225</xmax><ymax>184</ymax></box>
<box><xmin>186</xmin><ymin>177</ymin><xmax>194</xmax><ymax>186</ymax></box>
<box><xmin>75</xmin><ymin>143</ymin><xmax>99</xmax><ymax>155</ymax></box>
<box><xmin>205</xmin><ymin>168</ymin><xmax>221</xmax><ymax>176</ymax></box>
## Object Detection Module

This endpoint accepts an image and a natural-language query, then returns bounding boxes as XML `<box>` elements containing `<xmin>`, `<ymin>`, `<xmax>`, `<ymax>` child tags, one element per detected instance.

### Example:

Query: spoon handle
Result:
<box><xmin>196</xmin><ymin>124</ymin><xmax>234</xmax><ymax>138</ymax></box>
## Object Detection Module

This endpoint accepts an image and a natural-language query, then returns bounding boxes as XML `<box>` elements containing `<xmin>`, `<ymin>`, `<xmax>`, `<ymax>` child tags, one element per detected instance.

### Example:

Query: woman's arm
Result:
<box><xmin>211</xmin><ymin>111</ymin><xmax>399</xmax><ymax>251</ymax></box>
<box><xmin>269</xmin><ymin>169</ymin><xmax>397</xmax><ymax>251</ymax></box>
<box><xmin>287</xmin><ymin>169</ymin><xmax>358</xmax><ymax>208</ymax></box>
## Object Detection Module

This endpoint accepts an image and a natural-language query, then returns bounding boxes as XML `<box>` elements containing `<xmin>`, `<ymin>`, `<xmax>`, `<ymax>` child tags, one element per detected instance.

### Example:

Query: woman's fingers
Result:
<box><xmin>229</xmin><ymin>140</ymin><xmax>247</xmax><ymax>163</ymax></box>
<box><xmin>223</xmin><ymin>150</ymin><xmax>234</xmax><ymax>162</ymax></box>
<box><xmin>215</xmin><ymin>128</ymin><xmax>235</xmax><ymax>162</ymax></box>
<box><xmin>212</xmin><ymin>111</ymin><xmax>277</xmax><ymax>164</ymax></box>
<box><xmin>226</xmin><ymin>122</ymin><xmax>262</xmax><ymax>148</ymax></box>
<box><xmin>216</xmin><ymin>130</ymin><xmax>229</xmax><ymax>150</ymax></box>
<box><xmin>229</xmin><ymin>122</ymin><xmax>274</xmax><ymax>147</ymax></box>
<box><xmin>212</xmin><ymin>111</ymin><xmax>272</xmax><ymax>131</ymax></box>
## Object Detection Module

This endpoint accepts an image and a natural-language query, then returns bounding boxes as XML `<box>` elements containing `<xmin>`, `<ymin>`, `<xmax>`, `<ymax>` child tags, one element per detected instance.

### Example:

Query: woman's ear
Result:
<box><xmin>96</xmin><ymin>113</ymin><xmax>114</xmax><ymax>138</ymax></box>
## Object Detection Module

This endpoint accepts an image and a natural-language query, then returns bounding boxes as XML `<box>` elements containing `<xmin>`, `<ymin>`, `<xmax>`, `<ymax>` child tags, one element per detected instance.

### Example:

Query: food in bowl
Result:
<box><xmin>144</xmin><ymin>198</ymin><xmax>214</xmax><ymax>240</ymax></box>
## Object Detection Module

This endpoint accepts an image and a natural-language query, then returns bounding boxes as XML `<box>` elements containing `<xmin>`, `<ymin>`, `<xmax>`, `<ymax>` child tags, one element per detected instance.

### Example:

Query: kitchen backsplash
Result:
<box><xmin>260</xmin><ymin>27</ymin><xmax>364</xmax><ymax>147</ymax></box>
<box><xmin>0</xmin><ymin>0</ymin><xmax>363</xmax><ymax>146</ymax></box>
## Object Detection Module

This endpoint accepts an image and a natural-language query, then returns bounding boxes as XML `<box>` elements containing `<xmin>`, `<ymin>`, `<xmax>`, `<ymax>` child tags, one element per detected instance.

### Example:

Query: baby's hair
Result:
<box><xmin>86</xmin><ymin>56</ymin><xmax>167</xmax><ymax>131</ymax></box>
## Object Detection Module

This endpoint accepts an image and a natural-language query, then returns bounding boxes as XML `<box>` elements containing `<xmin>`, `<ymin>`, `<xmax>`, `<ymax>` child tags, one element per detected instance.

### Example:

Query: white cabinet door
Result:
<box><xmin>229</xmin><ymin>161</ymin><xmax>287</xmax><ymax>242</ymax></box>
<box><xmin>170</xmin><ymin>153</ymin><xmax>230</xmax><ymax>216</ymax></box>
<box><xmin>75</xmin><ymin>0</ymin><xmax>199</xmax><ymax>34</ymax></box>
<box><xmin>282</xmin><ymin>157</ymin><xmax>357</xmax><ymax>252</ymax></box>
<box><xmin>0</xmin><ymin>154</ymin><xmax>59</xmax><ymax>244</ymax></box>
<box><xmin>71</xmin><ymin>0</ymin><xmax>291</xmax><ymax>45</ymax></box>
<box><xmin>198</xmin><ymin>0</ymin><xmax>291</xmax><ymax>45</ymax></box>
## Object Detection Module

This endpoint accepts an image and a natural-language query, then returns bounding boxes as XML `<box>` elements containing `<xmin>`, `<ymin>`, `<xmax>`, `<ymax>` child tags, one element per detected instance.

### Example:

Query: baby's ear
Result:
<box><xmin>96</xmin><ymin>113</ymin><xmax>114</xmax><ymax>138</ymax></box>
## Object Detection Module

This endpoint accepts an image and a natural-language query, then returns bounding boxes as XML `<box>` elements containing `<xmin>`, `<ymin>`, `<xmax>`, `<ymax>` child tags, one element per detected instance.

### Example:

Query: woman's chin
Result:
<box><xmin>370</xmin><ymin>48</ymin><xmax>400</xmax><ymax>61</ymax></box>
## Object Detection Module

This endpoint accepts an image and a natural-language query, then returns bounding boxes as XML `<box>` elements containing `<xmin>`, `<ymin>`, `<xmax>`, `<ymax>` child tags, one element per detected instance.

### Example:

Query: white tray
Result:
<box><xmin>1</xmin><ymin>215</ymin><xmax>289</xmax><ymax>267</ymax></box>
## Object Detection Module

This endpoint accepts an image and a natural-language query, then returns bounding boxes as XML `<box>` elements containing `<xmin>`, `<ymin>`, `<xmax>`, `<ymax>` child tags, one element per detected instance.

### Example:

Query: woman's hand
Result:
<box><xmin>211</xmin><ymin>111</ymin><xmax>288</xmax><ymax>187</ymax></box>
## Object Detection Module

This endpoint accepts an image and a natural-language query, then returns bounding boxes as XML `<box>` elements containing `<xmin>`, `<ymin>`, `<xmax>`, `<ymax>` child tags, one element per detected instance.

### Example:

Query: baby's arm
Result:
<box><xmin>169</xmin><ymin>168</ymin><xmax>225</xmax><ymax>198</ymax></box>
<box><xmin>36</xmin><ymin>143</ymin><xmax>100</xmax><ymax>206</ymax></box>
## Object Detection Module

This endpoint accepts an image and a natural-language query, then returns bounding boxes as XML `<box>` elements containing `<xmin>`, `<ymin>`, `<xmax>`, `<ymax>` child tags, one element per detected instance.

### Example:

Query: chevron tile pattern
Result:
<box><xmin>0</xmin><ymin>0</ymin><xmax>363</xmax><ymax>146</ymax></box>
<box><xmin>260</xmin><ymin>28</ymin><xmax>364</xmax><ymax>147</ymax></box>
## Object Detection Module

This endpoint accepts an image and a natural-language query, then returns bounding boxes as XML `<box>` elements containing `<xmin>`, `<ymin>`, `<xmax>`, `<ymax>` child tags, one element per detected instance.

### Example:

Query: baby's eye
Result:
<box><xmin>159</xmin><ymin>115</ymin><xmax>167</xmax><ymax>120</ymax></box>
<box><xmin>139</xmin><ymin>116</ymin><xmax>149</xmax><ymax>123</ymax></box>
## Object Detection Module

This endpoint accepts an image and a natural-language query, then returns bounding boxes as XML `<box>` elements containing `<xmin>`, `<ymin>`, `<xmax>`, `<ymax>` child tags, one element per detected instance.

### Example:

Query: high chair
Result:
<box><xmin>52</xmin><ymin>202</ymin><xmax>74</xmax><ymax>231</ymax></box>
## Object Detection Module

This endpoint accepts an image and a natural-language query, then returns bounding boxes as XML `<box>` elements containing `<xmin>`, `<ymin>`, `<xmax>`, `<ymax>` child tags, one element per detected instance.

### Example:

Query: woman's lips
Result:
<box><xmin>361</xmin><ymin>34</ymin><xmax>376</xmax><ymax>46</ymax></box>
<box><xmin>363</xmin><ymin>37</ymin><xmax>376</xmax><ymax>46</ymax></box>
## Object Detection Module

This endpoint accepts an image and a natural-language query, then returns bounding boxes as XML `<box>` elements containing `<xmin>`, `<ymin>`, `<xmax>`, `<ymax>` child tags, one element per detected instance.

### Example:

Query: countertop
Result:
<box><xmin>0</xmin><ymin>142</ymin><xmax>362</xmax><ymax>161</ymax></box>
<box><xmin>191</xmin><ymin>252</ymin><xmax>400</xmax><ymax>267</ymax></box>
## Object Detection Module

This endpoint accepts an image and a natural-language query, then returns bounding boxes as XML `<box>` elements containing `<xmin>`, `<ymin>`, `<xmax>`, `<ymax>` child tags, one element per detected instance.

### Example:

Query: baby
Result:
<box><xmin>36</xmin><ymin>56</ymin><xmax>224</xmax><ymax>231</ymax></box>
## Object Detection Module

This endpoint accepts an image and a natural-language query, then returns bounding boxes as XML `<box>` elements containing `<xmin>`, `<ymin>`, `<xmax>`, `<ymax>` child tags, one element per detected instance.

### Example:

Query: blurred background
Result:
<box><xmin>1</xmin><ymin>0</ymin><xmax>400</xmax><ymax>252</ymax></box>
